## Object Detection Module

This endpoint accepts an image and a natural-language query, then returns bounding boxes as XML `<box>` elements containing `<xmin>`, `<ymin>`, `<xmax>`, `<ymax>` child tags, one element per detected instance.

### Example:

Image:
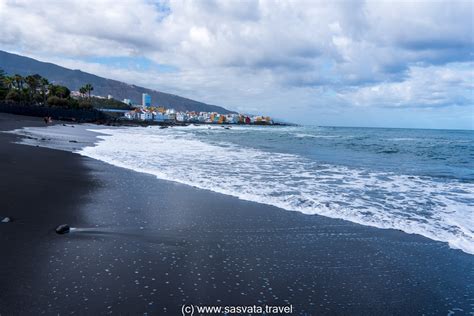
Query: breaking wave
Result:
<box><xmin>78</xmin><ymin>126</ymin><xmax>474</xmax><ymax>254</ymax></box>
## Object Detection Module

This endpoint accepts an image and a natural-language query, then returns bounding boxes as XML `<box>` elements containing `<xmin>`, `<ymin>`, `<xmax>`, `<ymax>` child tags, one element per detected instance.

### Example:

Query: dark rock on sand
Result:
<box><xmin>55</xmin><ymin>224</ymin><xmax>70</xmax><ymax>234</ymax></box>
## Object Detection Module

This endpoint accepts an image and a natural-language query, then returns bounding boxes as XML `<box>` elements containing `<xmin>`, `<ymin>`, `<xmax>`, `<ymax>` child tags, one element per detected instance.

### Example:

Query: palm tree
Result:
<box><xmin>83</xmin><ymin>83</ymin><xmax>93</xmax><ymax>100</ymax></box>
<box><xmin>10</xmin><ymin>74</ymin><xmax>25</xmax><ymax>101</ymax></box>
<box><xmin>49</xmin><ymin>84</ymin><xmax>70</xmax><ymax>98</ymax></box>
<box><xmin>13</xmin><ymin>74</ymin><xmax>24</xmax><ymax>90</ymax></box>
<box><xmin>25</xmin><ymin>75</ymin><xmax>40</xmax><ymax>101</ymax></box>
<box><xmin>40</xmin><ymin>78</ymin><xmax>49</xmax><ymax>105</ymax></box>
<box><xmin>3</xmin><ymin>76</ymin><xmax>14</xmax><ymax>89</ymax></box>
<box><xmin>79</xmin><ymin>87</ymin><xmax>87</xmax><ymax>98</ymax></box>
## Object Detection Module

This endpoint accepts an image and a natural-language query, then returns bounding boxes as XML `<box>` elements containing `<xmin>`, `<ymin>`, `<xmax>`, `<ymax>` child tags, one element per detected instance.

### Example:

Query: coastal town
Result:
<box><xmin>0</xmin><ymin>69</ymin><xmax>277</xmax><ymax>126</ymax></box>
<box><xmin>119</xmin><ymin>93</ymin><xmax>274</xmax><ymax>125</ymax></box>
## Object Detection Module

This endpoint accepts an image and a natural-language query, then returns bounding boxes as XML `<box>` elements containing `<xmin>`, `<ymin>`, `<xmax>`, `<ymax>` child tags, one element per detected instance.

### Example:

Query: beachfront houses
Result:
<box><xmin>153</xmin><ymin>112</ymin><xmax>167</xmax><ymax>122</ymax></box>
<box><xmin>124</xmin><ymin>107</ymin><xmax>273</xmax><ymax>125</ymax></box>
<box><xmin>124</xmin><ymin>108</ymin><xmax>177</xmax><ymax>123</ymax></box>
<box><xmin>71</xmin><ymin>89</ymin><xmax>275</xmax><ymax>125</ymax></box>
<box><xmin>120</xmin><ymin>93</ymin><xmax>273</xmax><ymax>125</ymax></box>
<box><xmin>123</xmin><ymin>107</ymin><xmax>274</xmax><ymax>125</ymax></box>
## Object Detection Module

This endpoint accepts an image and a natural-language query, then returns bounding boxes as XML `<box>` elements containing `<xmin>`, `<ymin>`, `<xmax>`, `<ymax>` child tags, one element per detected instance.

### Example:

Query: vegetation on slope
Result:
<box><xmin>0</xmin><ymin>69</ymin><xmax>131</xmax><ymax>110</ymax></box>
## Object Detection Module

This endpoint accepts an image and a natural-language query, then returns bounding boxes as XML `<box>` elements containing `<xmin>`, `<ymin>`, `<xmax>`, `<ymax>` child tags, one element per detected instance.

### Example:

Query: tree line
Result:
<box><xmin>0</xmin><ymin>69</ymin><xmax>94</xmax><ymax>109</ymax></box>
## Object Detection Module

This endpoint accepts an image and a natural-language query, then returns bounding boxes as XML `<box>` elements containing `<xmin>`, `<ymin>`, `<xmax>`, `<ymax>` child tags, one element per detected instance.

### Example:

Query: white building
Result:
<box><xmin>176</xmin><ymin>112</ymin><xmax>188</xmax><ymax>122</ymax></box>
<box><xmin>137</xmin><ymin>110</ymin><xmax>153</xmax><ymax>121</ymax></box>
<box><xmin>124</xmin><ymin>111</ymin><xmax>136</xmax><ymax>120</ymax></box>
<box><xmin>226</xmin><ymin>114</ymin><xmax>239</xmax><ymax>124</ymax></box>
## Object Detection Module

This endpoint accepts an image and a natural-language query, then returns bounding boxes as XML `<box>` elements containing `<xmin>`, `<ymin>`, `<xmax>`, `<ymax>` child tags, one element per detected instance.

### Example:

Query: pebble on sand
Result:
<box><xmin>55</xmin><ymin>224</ymin><xmax>70</xmax><ymax>234</ymax></box>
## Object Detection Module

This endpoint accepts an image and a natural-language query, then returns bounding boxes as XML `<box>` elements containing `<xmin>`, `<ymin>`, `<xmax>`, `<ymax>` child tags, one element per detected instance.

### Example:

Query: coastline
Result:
<box><xmin>0</xmin><ymin>102</ymin><xmax>292</xmax><ymax>127</ymax></box>
<box><xmin>0</xmin><ymin>113</ymin><xmax>472</xmax><ymax>315</ymax></box>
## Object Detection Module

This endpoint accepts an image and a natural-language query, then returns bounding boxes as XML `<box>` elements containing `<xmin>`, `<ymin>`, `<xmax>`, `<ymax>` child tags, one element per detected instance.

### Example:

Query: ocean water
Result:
<box><xmin>78</xmin><ymin>125</ymin><xmax>474</xmax><ymax>254</ymax></box>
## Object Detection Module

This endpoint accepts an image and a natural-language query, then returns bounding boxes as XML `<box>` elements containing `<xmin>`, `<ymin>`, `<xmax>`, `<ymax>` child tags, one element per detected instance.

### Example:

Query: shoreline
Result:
<box><xmin>4</xmin><ymin>112</ymin><xmax>473</xmax><ymax>254</ymax></box>
<box><xmin>15</xmin><ymin>119</ymin><xmax>471</xmax><ymax>255</ymax></box>
<box><xmin>0</xmin><ymin>104</ymin><xmax>293</xmax><ymax>127</ymax></box>
<box><xmin>0</xmin><ymin>113</ymin><xmax>472</xmax><ymax>315</ymax></box>
<box><xmin>3</xmin><ymin>113</ymin><xmax>473</xmax><ymax>254</ymax></box>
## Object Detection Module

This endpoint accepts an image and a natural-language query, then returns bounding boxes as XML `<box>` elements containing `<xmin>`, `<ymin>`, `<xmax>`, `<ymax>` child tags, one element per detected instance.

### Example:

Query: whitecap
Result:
<box><xmin>78</xmin><ymin>126</ymin><xmax>474</xmax><ymax>255</ymax></box>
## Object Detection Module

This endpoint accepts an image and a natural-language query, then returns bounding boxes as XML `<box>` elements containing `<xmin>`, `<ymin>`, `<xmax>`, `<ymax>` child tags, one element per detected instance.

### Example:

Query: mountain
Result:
<box><xmin>0</xmin><ymin>50</ymin><xmax>234</xmax><ymax>113</ymax></box>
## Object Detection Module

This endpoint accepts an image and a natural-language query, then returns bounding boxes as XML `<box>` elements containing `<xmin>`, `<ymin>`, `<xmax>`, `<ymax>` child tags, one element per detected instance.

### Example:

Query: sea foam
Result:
<box><xmin>78</xmin><ymin>126</ymin><xmax>474</xmax><ymax>255</ymax></box>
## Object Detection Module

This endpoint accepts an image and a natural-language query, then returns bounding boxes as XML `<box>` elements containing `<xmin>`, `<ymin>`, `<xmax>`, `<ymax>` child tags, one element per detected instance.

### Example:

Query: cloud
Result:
<box><xmin>0</xmin><ymin>0</ymin><xmax>472</xmax><ymax>128</ymax></box>
<box><xmin>337</xmin><ymin>63</ymin><xmax>474</xmax><ymax>109</ymax></box>
<box><xmin>0</xmin><ymin>0</ymin><xmax>165</xmax><ymax>56</ymax></box>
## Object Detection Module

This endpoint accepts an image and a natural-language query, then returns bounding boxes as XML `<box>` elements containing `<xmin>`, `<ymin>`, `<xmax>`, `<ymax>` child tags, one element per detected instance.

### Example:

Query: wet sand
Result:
<box><xmin>0</xmin><ymin>113</ymin><xmax>472</xmax><ymax>315</ymax></box>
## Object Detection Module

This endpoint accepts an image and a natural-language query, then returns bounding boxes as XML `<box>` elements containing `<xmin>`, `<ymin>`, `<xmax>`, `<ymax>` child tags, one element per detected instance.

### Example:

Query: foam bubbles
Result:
<box><xmin>79</xmin><ymin>127</ymin><xmax>474</xmax><ymax>254</ymax></box>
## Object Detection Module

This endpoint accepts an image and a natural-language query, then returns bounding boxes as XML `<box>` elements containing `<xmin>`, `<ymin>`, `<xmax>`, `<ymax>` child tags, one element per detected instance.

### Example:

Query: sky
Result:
<box><xmin>0</xmin><ymin>0</ymin><xmax>473</xmax><ymax>129</ymax></box>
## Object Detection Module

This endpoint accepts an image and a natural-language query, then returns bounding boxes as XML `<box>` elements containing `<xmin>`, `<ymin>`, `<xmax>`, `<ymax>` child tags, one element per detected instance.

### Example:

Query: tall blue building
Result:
<box><xmin>142</xmin><ymin>93</ymin><xmax>151</xmax><ymax>107</ymax></box>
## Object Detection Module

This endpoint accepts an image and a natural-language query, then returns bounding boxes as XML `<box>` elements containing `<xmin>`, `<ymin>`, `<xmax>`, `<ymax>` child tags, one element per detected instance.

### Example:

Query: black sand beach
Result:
<box><xmin>0</xmin><ymin>113</ymin><xmax>472</xmax><ymax>315</ymax></box>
